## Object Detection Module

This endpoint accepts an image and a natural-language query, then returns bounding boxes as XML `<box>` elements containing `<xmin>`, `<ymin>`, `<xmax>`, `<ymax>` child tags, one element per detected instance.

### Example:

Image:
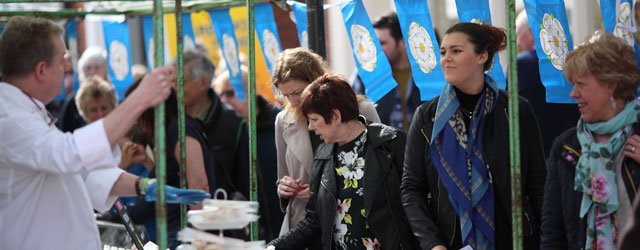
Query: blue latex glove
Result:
<box><xmin>144</xmin><ymin>181</ymin><xmax>210</xmax><ymax>205</ymax></box>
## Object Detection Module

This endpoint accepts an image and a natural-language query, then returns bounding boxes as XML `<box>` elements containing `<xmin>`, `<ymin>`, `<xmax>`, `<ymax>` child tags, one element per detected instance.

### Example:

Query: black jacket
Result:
<box><xmin>269</xmin><ymin>121</ymin><xmax>418</xmax><ymax>250</ymax></box>
<box><xmin>541</xmin><ymin>126</ymin><xmax>640</xmax><ymax>250</ymax></box>
<box><xmin>401</xmin><ymin>90</ymin><xmax>547</xmax><ymax>250</ymax></box>
<box><xmin>198</xmin><ymin>89</ymin><xmax>250</xmax><ymax>199</ymax></box>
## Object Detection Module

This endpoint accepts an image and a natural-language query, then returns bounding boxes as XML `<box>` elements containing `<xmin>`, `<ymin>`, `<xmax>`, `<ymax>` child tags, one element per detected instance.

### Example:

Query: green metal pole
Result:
<box><xmin>175</xmin><ymin>0</ymin><xmax>188</xmax><ymax>231</ymax></box>
<box><xmin>152</xmin><ymin>0</ymin><xmax>167</xmax><ymax>249</ymax></box>
<box><xmin>247</xmin><ymin>0</ymin><xmax>259</xmax><ymax>241</ymax></box>
<box><xmin>506</xmin><ymin>0</ymin><xmax>522</xmax><ymax>249</ymax></box>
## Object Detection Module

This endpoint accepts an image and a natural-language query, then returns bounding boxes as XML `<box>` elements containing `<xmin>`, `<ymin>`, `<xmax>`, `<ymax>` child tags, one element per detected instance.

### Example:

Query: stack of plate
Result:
<box><xmin>187</xmin><ymin>199</ymin><xmax>260</xmax><ymax>230</ymax></box>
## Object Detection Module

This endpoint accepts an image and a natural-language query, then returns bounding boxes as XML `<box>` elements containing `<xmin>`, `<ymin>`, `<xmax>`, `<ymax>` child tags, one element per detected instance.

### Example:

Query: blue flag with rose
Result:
<box><xmin>599</xmin><ymin>0</ymin><xmax>640</xmax><ymax>73</ymax></box>
<box><xmin>340</xmin><ymin>0</ymin><xmax>397</xmax><ymax>103</ymax></box>
<box><xmin>289</xmin><ymin>1</ymin><xmax>309</xmax><ymax>49</ymax></box>
<box><xmin>102</xmin><ymin>19</ymin><xmax>133</xmax><ymax>100</ymax></box>
<box><xmin>141</xmin><ymin>16</ymin><xmax>155</xmax><ymax>70</ymax></box>
<box><xmin>454</xmin><ymin>0</ymin><xmax>506</xmax><ymax>89</ymax></box>
<box><xmin>210</xmin><ymin>8</ymin><xmax>246</xmax><ymax>100</ymax></box>
<box><xmin>523</xmin><ymin>0</ymin><xmax>574</xmax><ymax>103</ymax></box>
<box><xmin>181</xmin><ymin>13</ymin><xmax>198</xmax><ymax>52</ymax></box>
<box><xmin>254</xmin><ymin>3</ymin><xmax>283</xmax><ymax>75</ymax></box>
<box><xmin>394</xmin><ymin>0</ymin><xmax>446</xmax><ymax>101</ymax></box>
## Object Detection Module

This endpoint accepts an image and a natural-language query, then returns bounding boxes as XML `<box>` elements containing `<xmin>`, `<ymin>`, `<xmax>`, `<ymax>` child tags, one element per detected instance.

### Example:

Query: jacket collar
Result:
<box><xmin>315</xmin><ymin>116</ymin><xmax>398</xmax><ymax>160</ymax></box>
<box><xmin>201</xmin><ymin>89</ymin><xmax>223</xmax><ymax>126</ymax></box>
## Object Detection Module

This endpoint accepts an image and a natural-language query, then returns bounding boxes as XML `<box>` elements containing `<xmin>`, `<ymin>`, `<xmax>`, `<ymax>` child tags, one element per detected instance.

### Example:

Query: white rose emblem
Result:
<box><xmin>109</xmin><ymin>40</ymin><xmax>130</xmax><ymax>81</ymax></box>
<box><xmin>539</xmin><ymin>13</ymin><xmax>569</xmax><ymax>70</ymax></box>
<box><xmin>222</xmin><ymin>33</ymin><xmax>240</xmax><ymax>77</ymax></box>
<box><xmin>408</xmin><ymin>22</ymin><xmax>437</xmax><ymax>73</ymax></box>
<box><xmin>350</xmin><ymin>24</ymin><xmax>377</xmax><ymax>72</ymax></box>
<box><xmin>613</xmin><ymin>2</ymin><xmax>634</xmax><ymax>46</ymax></box>
<box><xmin>262</xmin><ymin>29</ymin><xmax>281</xmax><ymax>68</ymax></box>
<box><xmin>469</xmin><ymin>18</ymin><xmax>482</xmax><ymax>24</ymax></box>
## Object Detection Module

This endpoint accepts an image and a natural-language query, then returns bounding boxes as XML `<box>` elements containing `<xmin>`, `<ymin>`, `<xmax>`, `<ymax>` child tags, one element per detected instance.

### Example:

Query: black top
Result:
<box><xmin>333</xmin><ymin>131</ymin><xmax>378</xmax><ymax>250</ymax></box>
<box><xmin>454</xmin><ymin>86</ymin><xmax>482</xmax><ymax>127</ymax></box>
<box><xmin>163</xmin><ymin>117</ymin><xmax>216</xmax><ymax>249</ymax></box>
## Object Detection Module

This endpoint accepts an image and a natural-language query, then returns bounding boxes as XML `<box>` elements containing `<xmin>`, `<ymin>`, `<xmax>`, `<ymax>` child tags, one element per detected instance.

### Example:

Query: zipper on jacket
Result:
<box><xmin>524</xmin><ymin>212</ymin><xmax>534</xmax><ymax>236</ymax></box>
<box><xmin>321</xmin><ymin>180</ymin><xmax>337</xmax><ymax>247</ymax></box>
<box><xmin>384</xmin><ymin>182</ymin><xmax>404</xmax><ymax>249</ymax></box>
<box><xmin>420</xmin><ymin>128</ymin><xmax>430</xmax><ymax>145</ymax></box>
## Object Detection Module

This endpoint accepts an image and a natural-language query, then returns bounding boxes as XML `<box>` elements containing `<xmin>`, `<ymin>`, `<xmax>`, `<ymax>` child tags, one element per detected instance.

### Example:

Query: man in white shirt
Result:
<box><xmin>0</xmin><ymin>16</ymin><xmax>199</xmax><ymax>249</ymax></box>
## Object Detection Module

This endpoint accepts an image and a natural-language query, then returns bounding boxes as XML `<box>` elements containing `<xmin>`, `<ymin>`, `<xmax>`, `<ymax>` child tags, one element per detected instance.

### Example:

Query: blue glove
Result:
<box><xmin>143</xmin><ymin>181</ymin><xmax>210</xmax><ymax>205</ymax></box>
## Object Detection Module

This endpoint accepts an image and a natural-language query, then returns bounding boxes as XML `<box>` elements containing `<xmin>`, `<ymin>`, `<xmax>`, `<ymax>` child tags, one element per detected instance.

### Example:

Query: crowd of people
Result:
<box><xmin>3</xmin><ymin>9</ymin><xmax>640</xmax><ymax>250</ymax></box>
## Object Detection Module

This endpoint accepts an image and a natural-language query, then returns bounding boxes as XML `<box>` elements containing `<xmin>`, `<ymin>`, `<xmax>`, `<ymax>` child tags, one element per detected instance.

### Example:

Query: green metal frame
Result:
<box><xmin>0</xmin><ymin>1</ymin><xmax>259</xmax><ymax>17</ymax></box>
<box><xmin>151</xmin><ymin>0</ymin><xmax>167</xmax><ymax>248</ymax></box>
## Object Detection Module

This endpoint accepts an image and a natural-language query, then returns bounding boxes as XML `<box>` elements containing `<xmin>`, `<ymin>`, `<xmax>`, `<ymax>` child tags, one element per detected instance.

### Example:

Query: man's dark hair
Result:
<box><xmin>373</xmin><ymin>12</ymin><xmax>403</xmax><ymax>41</ymax></box>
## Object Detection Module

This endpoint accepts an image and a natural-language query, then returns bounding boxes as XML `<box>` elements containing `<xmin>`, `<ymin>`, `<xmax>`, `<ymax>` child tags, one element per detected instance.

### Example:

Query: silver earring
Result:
<box><xmin>610</xmin><ymin>96</ymin><xmax>617</xmax><ymax>109</ymax></box>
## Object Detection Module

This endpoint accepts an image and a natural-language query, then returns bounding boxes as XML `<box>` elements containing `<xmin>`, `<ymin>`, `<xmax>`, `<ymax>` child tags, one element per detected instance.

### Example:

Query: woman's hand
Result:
<box><xmin>624</xmin><ymin>134</ymin><xmax>640</xmax><ymax>163</ymax></box>
<box><xmin>118</xmin><ymin>139</ymin><xmax>148</xmax><ymax>169</ymax></box>
<box><xmin>295</xmin><ymin>187</ymin><xmax>310</xmax><ymax>201</ymax></box>
<box><xmin>277</xmin><ymin>176</ymin><xmax>309</xmax><ymax>199</ymax></box>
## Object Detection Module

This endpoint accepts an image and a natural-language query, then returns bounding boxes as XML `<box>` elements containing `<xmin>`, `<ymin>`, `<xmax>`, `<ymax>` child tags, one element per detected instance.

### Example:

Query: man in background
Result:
<box><xmin>350</xmin><ymin>12</ymin><xmax>423</xmax><ymax>133</ymax></box>
<box><xmin>516</xmin><ymin>10</ymin><xmax>580</xmax><ymax>156</ymax></box>
<box><xmin>212</xmin><ymin>66</ymin><xmax>283</xmax><ymax>241</ymax></box>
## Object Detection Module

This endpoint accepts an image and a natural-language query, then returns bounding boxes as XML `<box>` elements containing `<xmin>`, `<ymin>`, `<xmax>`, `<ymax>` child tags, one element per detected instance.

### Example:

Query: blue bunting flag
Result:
<box><xmin>102</xmin><ymin>19</ymin><xmax>134</xmax><ymax>100</ymax></box>
<box><xmin>394</xmin><ymin>0</ymin><xmax>446</xmax><ymax>101</ymax></box>
<box><xmin>181</xmin><ymin>13</ymin><xmax>198</xmax><ymax>52</ymax></box>
<box><xmin>254</xmin><ymin>3</ymin><xmax>283</xmax><ymax>74</ymax></box>
<box><xmin>290</xmin><ymin>1</ymin><xmax>309</xmax><ymax>49</ymax></box>
<box><xmin>340</xmin><ymin>0</ymin><xmax>397</xmax><ymax>103</ymax></box>
<box><xmin>523</xmin><ymin>0</ymin><xmax>574</xmax><ymax>103</ymax></box>
<box><xmin>141</xmin><ymin>16</ymin><xmax>156</xmax><ymax>70</ymax></box>
<box><xmin>599</xmin><ymin>0</ymin><xmax>640</xmax><ymax>72</ymax></box>
<box><xmin>210</xmin><ymin>9</ymin><xmax>246</xmax><ymax>100</ymax></box>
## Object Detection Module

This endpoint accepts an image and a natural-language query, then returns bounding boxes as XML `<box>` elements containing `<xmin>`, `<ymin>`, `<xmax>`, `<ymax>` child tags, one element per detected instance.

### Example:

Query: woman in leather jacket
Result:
<box><xmin>268</xmin><ymin>74</ymin><xmax>417</xmax><ymax>250</ymax></box>
<box><xmin>401</xmin><ymin>22</ymin><xmax>547</xmax><ymax>250</ymax></box>
<box><xmin>273</xmin><ymin>48</ymin><xmax>380</xmax><ymax>239</ymax></box>
<box><xmin>541</xmin><ymin>33</ymin><xmax>640</xmax><ymax>250</ymax></box>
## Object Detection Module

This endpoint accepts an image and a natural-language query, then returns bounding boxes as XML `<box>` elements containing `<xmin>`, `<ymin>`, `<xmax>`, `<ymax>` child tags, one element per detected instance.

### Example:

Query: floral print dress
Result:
<box><xmin>333</xmin><ymin>130</ymin><xmax>381</xmax><ymax>250</ymax></box>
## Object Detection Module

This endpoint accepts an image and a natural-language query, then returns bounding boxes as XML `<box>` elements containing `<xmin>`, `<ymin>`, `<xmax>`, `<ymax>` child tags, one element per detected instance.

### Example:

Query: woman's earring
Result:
<box><xmin>610</xmin><ymin>96</ymin><xmax>617</xmax><ymax>109</ymax></box>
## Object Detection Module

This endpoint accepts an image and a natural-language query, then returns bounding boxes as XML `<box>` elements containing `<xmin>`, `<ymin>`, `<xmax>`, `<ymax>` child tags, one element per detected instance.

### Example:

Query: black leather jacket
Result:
<box><xmin>401</xmin><ymin>91</ymin><xmax>547</xmax><ymax>250</ymax></box>
<box><xmin>269</xmin><ymin>121</ymin><xmax>419</xmax><ymax>250</ymax></box>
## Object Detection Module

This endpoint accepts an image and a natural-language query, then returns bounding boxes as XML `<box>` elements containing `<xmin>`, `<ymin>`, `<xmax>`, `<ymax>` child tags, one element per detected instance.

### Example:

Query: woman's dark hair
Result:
<box><xmin>124</xmin><ymin>77</ymin><xmax>178</xmax><ymax>144</ymax></box>
<box><xmin>445</xmin><ymin>22</ymin><xmax>507</xmax><ymax>71</ymax></box>
<box><xmin>301</xmin><ymin>73</ymin><xmax>359</xmax><ymax>125</ymax></box>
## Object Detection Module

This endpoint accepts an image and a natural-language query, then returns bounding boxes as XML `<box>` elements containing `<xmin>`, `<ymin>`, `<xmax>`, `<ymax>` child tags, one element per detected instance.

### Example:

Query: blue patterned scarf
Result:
<box><xmin>429</xmin><ymin>76</ymin><xmax>498</xmax><ymax>250</ymax></box>
<box><xmin>575</xmin><ymin>99</ymin><xmax>640</xmax><ymax>249</ymax></box>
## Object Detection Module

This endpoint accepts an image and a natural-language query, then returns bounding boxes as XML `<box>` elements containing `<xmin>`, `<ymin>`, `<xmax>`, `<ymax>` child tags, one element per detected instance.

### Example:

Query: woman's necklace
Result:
<box><xmin>459</xmin><ymin>107</ymin><xmax>473</xmax><ymax>119</ymax></box>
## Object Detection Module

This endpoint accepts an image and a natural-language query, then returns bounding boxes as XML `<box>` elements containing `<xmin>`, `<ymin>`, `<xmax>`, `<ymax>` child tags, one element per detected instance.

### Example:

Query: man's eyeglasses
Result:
<box><xmin>219</xmin><ymin>89</ymin><xmax>235</xmax><ymax>98</ymax></box>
